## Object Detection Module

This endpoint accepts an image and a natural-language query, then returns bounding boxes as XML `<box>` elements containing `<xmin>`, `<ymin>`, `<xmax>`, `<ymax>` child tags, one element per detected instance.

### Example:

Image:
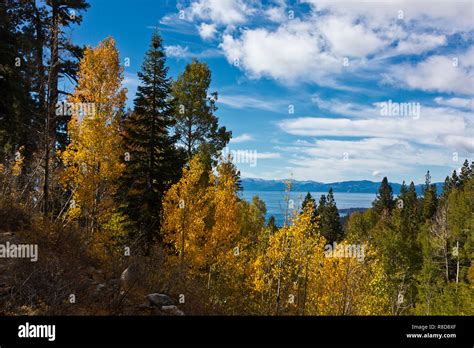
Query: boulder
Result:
<box><xmin>161</xmin><ymin>305</ymin><xmax>184</xmax><ymax>316</ymax></box>
<box><xmin>146</xmin><ymin>293</ymin><xmax>174</xmax><ymax>307</ymax></box>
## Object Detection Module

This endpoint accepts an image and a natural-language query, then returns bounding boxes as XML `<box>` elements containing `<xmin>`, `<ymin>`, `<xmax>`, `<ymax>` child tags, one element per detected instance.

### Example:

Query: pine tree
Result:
<box><xmin>0</xmin><ymin>0</ymin><xmax>36</xmax><ymax>160</ymax></box>
<box><xmin>406</xmin><ymin>182</ymin><xmax>419</xmax><ymax>222</ymax></box>
<box><xmin>423</xmin><ymin>171</ymin><xmax>438</xmax><ymax>221</ymax></box>
<box><xmin>373</xmin><ymin>177</ymin><xmax>394</xmax><ymax>215</ymax></box>
<box><xmin>35</xmin><ymin>0</ymin><xmax>89</xmax><ymax>215</ymax></box>
<box><xmin>319</xmin><ymin>188</ymin><xmax>343</xmax><ymax>243</ymax></box>
<box><xmin>318</xmin><ymin>194</ymin><xmax>327</xmax><ymax>213</ymax></box>
<box><xmin>118</xmin><ymin>32</ymin><xmax>184</xmax><ymax>250</ymax></box>
<box><xmin>301</xmin><ymin>192</ymin><xmax>318</xmax><ymax>225</ymax></box>
<box><xmin>171</xmin><ymin>59</ymin><xmax>231</xmax><ymax>161</ymax></box>
<box><xmin>441</xmin><ymin>175</ymin><xmax>452</xmax><ymax>200</ymax></box>
<box><xmin>399</xmin><ymin>181</ymin><xmax>408</xmax><ymax>197</ymax></box>
<box><xmin>459</xmin><ymin>159</ymin><xmax>472</xmax><ymax>187</ymax></box>
<box><xmin>451</xmin><ymin>170</ymin><xmax>460</xmax><ymax>189</ymax></box>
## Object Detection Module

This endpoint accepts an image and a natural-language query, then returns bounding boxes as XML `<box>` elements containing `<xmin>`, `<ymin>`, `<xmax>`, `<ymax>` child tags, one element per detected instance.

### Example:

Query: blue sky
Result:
<box><xmin>68</xmin><ymin>0</ymin><xmax>473</xmax><ymax>183</ymax></box>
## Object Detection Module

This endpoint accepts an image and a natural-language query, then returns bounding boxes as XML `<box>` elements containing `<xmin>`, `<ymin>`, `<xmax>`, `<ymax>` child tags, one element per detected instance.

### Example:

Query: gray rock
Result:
<box><xmin>146</xmin><ymin>293</ymin><xmax>174</xmax><ymax>307</ymax></box>
<box><xmin>161</xmin><ymin>305</ymin><xmax>184</xmax><ymax>316</ymax></box>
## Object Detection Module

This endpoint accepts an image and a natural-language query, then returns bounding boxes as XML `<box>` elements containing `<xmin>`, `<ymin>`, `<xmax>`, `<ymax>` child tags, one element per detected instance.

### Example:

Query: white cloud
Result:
<box><xmin>176</xmin><ymin>0</ymin><xmax>470</xmax><ymax>89</ymax></box>
<box><xmin>184</xmin><ymin>0</ymin><xmax>253</xmax><ymax>25</ymax></box>
<box><xmin>265</xmin><ymin>4</ymin><xmax>287</xmax><ymax>23</ymax></box>
<box><xmin>198</xmin><ymin>23</ymin><xmax>217</xmax><ymax>40</ymax></box>
<box><xmin>275</xmin><ymin>136</ymin><xmax>461</xmax><ymax>182</ymax></box>
<box><xmin>312</xmin><ymin>95</ymin><xmax>378</xmax><ymax>118</ymax></box>
<box><xmin>304</xmin><ymin>0</ymin><xmax>474</xmax><ymax>32</ymax></box>
<box><xmin>164</xmin><ymin>45</ymin><xmax>190</xmax><ymax>58</ymax></box>
<box><xmin>219</xmin><ymin>94</ymin><xmax>289</xmax><ymax>112</ymax></box>
<box><xmin>372</xmin><ymin>170</ymin><xmax>383</xmax><ymax>177</ymax></box>
<box><xmin>278</xmin><ymin>103</ymin><xmax>472</xmax><ymax>149</ymax></box>
<box><xmin>319</xmin><ymin>16</ymin><xmax>386</xmax><ymax>57</ymax></box>
<box><xmin>440</xmin><ymin>135</ymin><xmax>474</xmax><ymax>153</ymax></box>
<box><xmin>434</xmin><ymin>97</ymin><xmax>473</xmax><ymax>109</ymax></box>
<box><xmin>257</xmin><ymin>152</ymin><xmax>281</xmax><ymax>159</ymax></box>
<box><xmin>393</xmin><ymin>33</ymin><xmax>446</xmax><ymax>55</ymax></box>
<box><xmin>390</xmin><ymin>49</ymin><xmax>474</xmax><ymax>95</ymax></box>
<box><xmin>164</xmin><ymin>45</ymin><xmax>222</xmax><ymax>59</ymax></box>
<box><xmin>230</xmin><ymin>133</ymin><xmax>253</xmax><ymax>143</ymax></box>
<box><xmin>220</xmin><ymin>20</ymin><xmax>340</xmax><ymax>84</ymax></box>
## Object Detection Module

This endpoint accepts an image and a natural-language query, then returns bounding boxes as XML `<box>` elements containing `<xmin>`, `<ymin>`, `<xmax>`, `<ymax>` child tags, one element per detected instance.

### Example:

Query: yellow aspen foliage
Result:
<box><xmin>60</xmin><ymin>37</ymin><xmax>127</xmax><ymax>231</ymax></box>
<box><xmin>162</xmin><ymin>155</ymin><xmax>248</xmax><ymax>310</ymax></box>
<box><xmin>207</xmin><ymin>159</ymin><xmax>241</xmax><ymax>271</ymax></box>
<box><xmin>162</xmin><ymin>155</ymin><xmax>214</xmax><ymax>272</ymax></box>
<box><xmin>252</xmin><ymin>201</ymin><xmax>390</xmax><ymax>315</ymax></box>
<box><xmin>305</xmin><ymin>243</ymin><xmax>390</xmax><ymax>315</ymax></box>
<box><xmin>252</xmin><ymin>201</ymin><xmax>325</xmax><ymax>315</ymax></box>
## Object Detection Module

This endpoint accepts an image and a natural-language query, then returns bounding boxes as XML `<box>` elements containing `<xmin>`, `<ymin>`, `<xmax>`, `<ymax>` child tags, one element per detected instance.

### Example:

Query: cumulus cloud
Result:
<box><xmin>164</xmin><ymin>45</ymin><xmax>190</xmax><ymax>59</ymax></box>
<box><xmin>220</xmin><ymin>20</ymin><xmax>340</xmax><ymax>84</ymax></box>
<box><xmin>304</xmin><ymin>0</ymin><xmax>474</xmax><ymax>32</ymax></box>
<box><xmin>198</xmin><ymin>22</ymin><xmax>217</xmax><ymax>40</ymax></box>
<box><xmin>177</xmin><ymin>0</ymin><xmax>472</xmax><ymax>90</ymax></box>
<box><xmin>319</xmin><ymin>16</ymin><xmax>386</xmax><ymax>57</ymax></box>
<box><xmin>168</xmin><ymin>0</ymin><xmax>473</xmax><ymax>181</ymax></box>
<box><xmin>230</xmin><ymin>133</ymin><xmax>253</xmax><ymax>143</ymax></box>
<box><xmin>183</xmin><ymin>0</ymin><xmax>253</xmax><ymax>26</ymax></box>
<box><xmin>278</xmin><ymin>101</ymin><xmax>472</xmax><ymax>150</ymax></box>
<box><xmin>389</xmin><ymin>48</ymin><xmax>474</xmax><ymax>95</ymax></box>
<box><xmin>392</xmin><ymin>33</ymin><xmax>447</xmax><ymax>55</ymax></box>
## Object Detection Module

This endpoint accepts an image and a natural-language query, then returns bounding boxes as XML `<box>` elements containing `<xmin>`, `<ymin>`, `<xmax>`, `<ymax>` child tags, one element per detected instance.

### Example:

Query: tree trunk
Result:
<box><xmin>275</xmin><ymin>275</ymin><xmax>281</xmax><ymax>315</ymax></box>
<box><xmin>456</xmin><ymin>241</ymin><xmax>459</xmax><ymax>284</ymax></box>
<box><xmin>43</xmin><ymin>9</ymin><xmax>60</xmax><ymax>216</ymax></box>
<box><xmin>302</xmin><ymin>259</ymin><xmax>309</xmax><ymax>315</ymax></box>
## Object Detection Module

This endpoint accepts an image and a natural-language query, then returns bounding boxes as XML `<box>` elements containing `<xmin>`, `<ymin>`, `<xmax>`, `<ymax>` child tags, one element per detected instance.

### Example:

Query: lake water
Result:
<box><xmin>240</xmin><ymin>191</ymin><xmax>376</xmax><ymax>226</ymax></box>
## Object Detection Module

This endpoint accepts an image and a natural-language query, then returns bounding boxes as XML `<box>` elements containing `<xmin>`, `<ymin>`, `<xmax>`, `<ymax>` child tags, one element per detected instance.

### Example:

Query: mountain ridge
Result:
<box><xmin>241</xmin><ymin>178</ymin><xmax>444</xmax><ymax>195</ymax></box>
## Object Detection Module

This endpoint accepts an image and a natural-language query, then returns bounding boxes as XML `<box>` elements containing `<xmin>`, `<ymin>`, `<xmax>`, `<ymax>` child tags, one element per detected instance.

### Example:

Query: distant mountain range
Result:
<box><xmin>241</xmin><ymin>178</ymin><xmax>444</xmax><ymax>195</ymax></box>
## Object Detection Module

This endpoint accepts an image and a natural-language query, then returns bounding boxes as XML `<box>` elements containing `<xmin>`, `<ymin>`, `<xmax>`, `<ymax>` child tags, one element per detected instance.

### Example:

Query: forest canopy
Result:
<box><xmin>0</xmin><ymin>0</ymin><xmax>472</xmax><ymax>316</ymax></box>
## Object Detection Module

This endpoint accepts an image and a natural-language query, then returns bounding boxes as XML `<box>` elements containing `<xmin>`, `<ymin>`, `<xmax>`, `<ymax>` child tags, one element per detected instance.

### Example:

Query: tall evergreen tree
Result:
<box><xmin>459</xmin><ymin>159</ymin><xmax>472</xmax><ymax>187</ymax></box>
<box><xmin>36</xmin><ymin>0</ymin><xmax>89</xmax><ymax>214</ymax></box>
<box><xmin>423</xmin><ymin>171</ymin><xmax>438</xmax><ymax>221</ymax></box>
<box><xmin>373</xmin><ymin>177</ymin><xmax>394</xmax><ymax>215</ymax></box>
<box><xmin>441</xmin><ymin>175</ymin><xmax>452</xmax><ymax>201</ymax></box>
<box><xmin>301</xmin><ymin>192</ymin><xmax>318</xmax><ymax>225</ymax></box>
<box><xmin>319</xmin><ymin>188</ymin><xmax>343</xmax><ymax>243</ymax></box>
<box><xmin>0</xmin><ymin>0</ymin><xmax>35</xmax><ymax>159</ymax></box>
<box><xmin>451</xmin><ymin>170</ymin><xmax>460</xmax><ymax>189</ymax></box>
<box><xmin>171</xmin><ymin>59</ymin><xmax>231</xmax><ymax>161</ymax></box>
<box><xmin>318</xmin><ymin>194</ymin><xmax>327</xmax><ymax>216</ymax></box>
<box><xmin>399</xmin><ymin>181</ymin><xmax>408</xmax><ymax>197</ymax></box>
<box><xmin>119</xmin><ymin>32</ymin><xmax>184</xmax><ymax>250</ymax></box>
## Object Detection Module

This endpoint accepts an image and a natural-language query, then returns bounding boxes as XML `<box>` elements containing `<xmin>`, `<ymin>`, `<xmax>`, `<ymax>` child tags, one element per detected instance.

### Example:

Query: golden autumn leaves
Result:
<box><xmin>60</xmin><ymin>38</ymin><xmax>126</xmax><ymax>230</ymax></box>
<box><xmin>57</xmin><ymin>37</ymin><xmax>391</xmax><ymax>315</ymax></box>
<box><xmin>161</xmin><ymin>155</ymin><xmax>390</xmax><ymax>315</ymax></box>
